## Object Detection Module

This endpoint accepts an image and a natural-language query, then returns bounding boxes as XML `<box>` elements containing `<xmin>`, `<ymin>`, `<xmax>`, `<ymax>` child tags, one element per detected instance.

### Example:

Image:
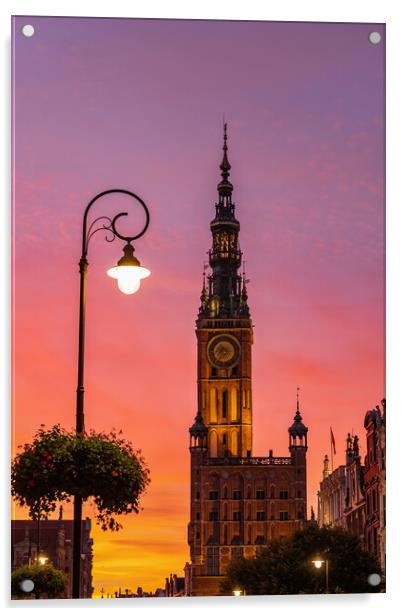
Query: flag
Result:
<box><xmin>330</xmin><ymin>427</ymin><xmax>336</xmax><ymax>455</ymax></box>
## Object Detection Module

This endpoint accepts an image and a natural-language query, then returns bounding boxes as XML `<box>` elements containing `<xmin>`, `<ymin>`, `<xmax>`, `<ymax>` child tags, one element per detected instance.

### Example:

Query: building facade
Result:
<box><xmin>317</xmin><ymin>455</ymin><xmax>346</xmax><ymax>529</ymax></box>
<box><xmin>11</xmin><ymin>511</ymin><xmax>93</xmax><ymax>598</ymax></box>
<box><xmin>317</xmin><ymin>399</ymin><xmax>385</xmax><ymax>574</ymax></box>
<box><xmin>364</xmin><ymin>400</ymin><xmax>386</xmax><ymax>570</ymax></box>
<box><xmin>187</xmin><ymin>126</ymin><xmax>308</xmax><ymax>596</ymax></box>
<box><xmin>344</xmin><ymin>434</ymin><xmax>365</xmax><ymax>543</ymax></box>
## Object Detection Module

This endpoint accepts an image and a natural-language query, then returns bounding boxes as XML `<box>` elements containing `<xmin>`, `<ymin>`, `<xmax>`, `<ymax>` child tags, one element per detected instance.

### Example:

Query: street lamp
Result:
<box><xmin>37</xmin><ymin>554</ymin><xmax>49</xmax><ymax>566</ymax></box>
<box><xmin>232</xmin><ymin>588</ymin><xmax>246</xmax><ymax>596</ymax></box>
<box><xmin>72</xmin><ymin>189</ymin><xmax>150</xmax><ymax>599</ymax></box>
<box><xmin>311</xmin><ymin>556</ymin><xmax>329</xmax><ymax>593</ymax></box>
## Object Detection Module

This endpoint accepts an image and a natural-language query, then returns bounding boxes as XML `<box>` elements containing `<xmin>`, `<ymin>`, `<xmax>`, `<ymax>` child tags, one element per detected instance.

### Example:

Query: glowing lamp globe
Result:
<box><xmin>107</xmin><ymin>242</ymin><xmax>150</xmax><ymax>295</ymax></box>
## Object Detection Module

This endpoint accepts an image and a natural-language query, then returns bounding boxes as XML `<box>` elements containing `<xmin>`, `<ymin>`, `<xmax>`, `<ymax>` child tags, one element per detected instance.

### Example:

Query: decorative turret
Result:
<box><xmin>189</xmin><ymin>411</ymin><xmax>208</xmax><ymax>450</ymax></box>
<box><xmin>353</xmin><ymin>435</ymin><xmax>360</xmax><ymax>458</ymax></box>
<box><xmin>323</xmin><ymin>454</ymin><xmax>330</xmax><ymax>479</ymax></box>
<box><xmin>288</xmin><ymin>389</ymin><xmax>308</xmax><ymax>450</ymax></box>
<box><xmin>346</xmin><ymin>432</ymin><xmax>354</xmax><ymax>464</ymax></box>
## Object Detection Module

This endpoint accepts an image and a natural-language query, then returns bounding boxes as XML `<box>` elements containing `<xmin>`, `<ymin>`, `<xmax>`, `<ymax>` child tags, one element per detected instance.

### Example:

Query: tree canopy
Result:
<box><xmin>11</xmin><ymin>564</ymin><xmax>68</xmax><ymax>599</ymax></box>
<box><xmin>12</xmin><ymin>424</ymin><xmax>150</xmax><ymax>530</ymax></box>
<box><xmin>220</xmin><ymin>525</ymin><xmax>383</xmax><ymax>595</ymax></box>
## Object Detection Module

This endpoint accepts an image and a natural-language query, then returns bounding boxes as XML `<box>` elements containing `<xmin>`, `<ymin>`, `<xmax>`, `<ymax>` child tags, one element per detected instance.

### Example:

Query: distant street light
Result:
<box><xmin>232</xmin><ymin>588</ymin><xmax>246</xmax><ymax>596</ymax></box>
<box><xmin>37</xmin><ymin>555</ymin><xmax>49</xmax><ymax>566</ymax></box>
<box><xmin>312</xmin><ymin>556</ymin><xmax>330</xmax><ymax>593</ymax></box>
<box><xmin>72</xmin><ymin>189</ymin><xmax>151</xmax><ymax>599</ymax></box>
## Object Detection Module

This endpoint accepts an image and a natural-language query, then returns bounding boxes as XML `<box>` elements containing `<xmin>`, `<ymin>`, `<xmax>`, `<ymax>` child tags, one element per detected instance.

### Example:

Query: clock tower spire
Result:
<box><xmin>199</xmin><ymin>123</ymin><xmax>250</xmax><ymax>319</ymax></box>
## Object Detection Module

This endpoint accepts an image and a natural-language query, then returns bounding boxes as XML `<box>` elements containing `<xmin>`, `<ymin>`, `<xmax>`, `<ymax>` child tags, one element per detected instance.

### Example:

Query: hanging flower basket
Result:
<box><xmin>11</xmin><ymin>425</ymin><xmax>150</xmax><ymax>530</ymax></box>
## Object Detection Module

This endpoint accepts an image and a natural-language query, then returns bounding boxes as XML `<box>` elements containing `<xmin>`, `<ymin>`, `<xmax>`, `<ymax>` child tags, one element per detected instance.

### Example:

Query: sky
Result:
<box><xmin>12</xmin><ymin>17</ymin><xmax>385</xmax><ymax>596</ymax></box>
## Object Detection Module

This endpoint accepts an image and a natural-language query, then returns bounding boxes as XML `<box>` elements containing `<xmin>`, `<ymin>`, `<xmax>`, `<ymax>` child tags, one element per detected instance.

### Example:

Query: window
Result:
<box><xmin>231</xmin><ymin>547</ymin><xmax>244</xmax><ymax>560</ymax></box>
<box><xmin>298</xmin><ymin>511</ymin><xmax>304</xmax><ymax>519</ymax></box>
<box><xmin>223</xmin><ymin>486</ymin><xmax>228</xmax><ymax>498</ymax></box>
<box><xmin>279</xmin><ymin>511</ymin><xmax>289</xmax><ymax>521</ymax></box>
<box><xmin>196</xmin><ymin>512</ymin><xmax>200</xmax><ymax>520</ymax></box>
<box><xmin>270</xmin><ymin>486</ymin><xmax>275</xmax><ymax>499</ymax></box>
<box><xmin>196</xmin><ymin>491</ymin><xmax>200</xmax><ymax>500</ymax></box>
<box><xmin>196</xmin><ymin>532</ymin><xmax>200</xmax><ymax>539</ymax></box>
<box><xmin>256</xmin><ymin>490</ymin><xmax>265</xmax><ymax>500</ymax></box>
<box><xmin>209</xmin><ymin>510</ymin><xmax>219</xmax><ymax>521</ymax></box>
<box><xmin>209</xmin><ymin>490</ymin><xmax>218</xmax><ymax>500</ymax></box>
<box><xmin>222</xmin><ymin>390</ymin><xmax>228</xmax><ymax>418</ymax></box>
<box><xmin>256</xmin><ymin>511</ymin><xmax>265</xmax><ymax>521</ymax></box>
<box><xmin>297</xmin><ymin>490</ymin><xmax>302</xmax><ymax>499</ymax></box>
<box><xmin>233</xmin><ymin>511</ymin><xmax>241</xmax><ymax>521</ymax></box>
<box><xmin>209</xmin><ymin>388</ymin><xmax>217</xmax><ymax>422</ymax></box>
<box><xmin>233</xmin><ymin>490</ymin><xmax>241</xmax><ymax>500</ymax></box>
<box><xmin>207</xmin><ymin>547</ymin><xmax>220</xmax><ymax>576</ymax></box>
<box><xmin>222</xmin><ymin>433</ymin><xmax>227</xmax><ymax>446</ymax></box>
<box><xmin>279</xmin><ymin>490</ymin><xmax>288</xmax><ymax>500</ymax></box>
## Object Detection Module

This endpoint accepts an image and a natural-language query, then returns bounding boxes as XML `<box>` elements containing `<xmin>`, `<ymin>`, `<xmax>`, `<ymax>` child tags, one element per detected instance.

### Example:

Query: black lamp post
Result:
<box><xmin>72</xmin><ymin>189</ymin><xmax>150</xmax><ymax>599</ymax></box>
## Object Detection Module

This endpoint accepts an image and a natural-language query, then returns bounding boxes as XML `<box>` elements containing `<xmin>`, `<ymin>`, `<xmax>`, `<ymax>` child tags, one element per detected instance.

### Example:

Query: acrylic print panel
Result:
<box><xmin>11</xmin><ymin>16</ymin><xmax>385</xmax><ymax>599</ymax></box>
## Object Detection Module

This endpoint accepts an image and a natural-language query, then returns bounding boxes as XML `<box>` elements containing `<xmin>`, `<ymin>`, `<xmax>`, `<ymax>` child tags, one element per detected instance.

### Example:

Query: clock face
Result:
<box><xmin>207</xmin><ymin>335</ymin><xmax>241</xmax><ymax>368</ymax></box>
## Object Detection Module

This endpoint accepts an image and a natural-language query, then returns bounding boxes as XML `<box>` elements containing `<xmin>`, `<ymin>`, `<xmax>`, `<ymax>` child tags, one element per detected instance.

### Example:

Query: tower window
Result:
<box><xmin>209</xmin><ymin>490</ymin><xmax>218</xmax><ymax>500</ymax></box>
<box><xmin>279</xmin><ymin>490</ymin><xmax>289</xmax><ymax>500</ymax></box>
<box><xmin>222</xmin><ymin>390</ymin><xmax>228</xmax><ymax>418</ymax></box>
<box><xmin>279</xmin><ymin>511</ymin><xmax>289</xmax><ymax>521</ymax></box>
<box><xmin>256</xmin><ymin>511</ymin><xmax>265</xmax><ymax>521</ymax></box>
<box><xmin>196</xmin><ymin>512</ymin><xmax>200</xmax><ymax>520</ymax></box>
<box><xmin>209</xmin><ymin>510</ymin><xmax>219</xmax><ymax>521</ymax></box>
<box><xmin>233</xmin><ymin>490</ymin><xmax>241</xmax><ymax>500</ymax></box>
<box><xmin>233</xmin><ymin>511</ymin><xmax>241</xmax><ymax>521</ymax></box>
<box><xmin>256</xmin><ymin>490</ymin><xmax>265</xmax><ymax>500</ymax></box>
<box><xmin>297</xmin><ymin>490</ymin><xmax>302</xmax><ymax>499</ymax></box>
<box><xmin>222</xmin><ymin>433</ymin><xmax>227</xmax><ymax>446</ymax></box>
<box><xmin>207</xmin><ymin>547</ymin><xmax>220</xmax><ymax>576</ymax></box>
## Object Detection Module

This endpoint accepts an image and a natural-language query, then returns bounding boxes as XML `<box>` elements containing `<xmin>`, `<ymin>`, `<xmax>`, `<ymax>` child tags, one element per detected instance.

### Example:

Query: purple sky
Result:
<box><xmin>13</xmin><ymin>17</ymin><xmax>385</xmax><ymax>593</ymax></box>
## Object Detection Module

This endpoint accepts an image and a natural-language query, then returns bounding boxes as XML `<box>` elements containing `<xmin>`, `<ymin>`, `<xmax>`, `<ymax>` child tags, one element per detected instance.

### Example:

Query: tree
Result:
<box><xmin>220</xmin><ymin>525</ymin><xmax>383</xmax><ymax>595</ymax></box>
<box><xmin>11</xmin><ymin>564</ymin><xmax>68</xmax><ymax>599</ymax></box>
<box><xmin>11</xmin><ymin>424</ymin><xmax>150</xmax><ymax>531</ymax></box>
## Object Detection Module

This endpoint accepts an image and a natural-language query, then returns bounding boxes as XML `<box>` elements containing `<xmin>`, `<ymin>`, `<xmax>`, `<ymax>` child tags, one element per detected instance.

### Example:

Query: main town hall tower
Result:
<box><xmin>186</xmin><ymin>126</ymin><xmax>309</xmax><ymax>596</ymax></box>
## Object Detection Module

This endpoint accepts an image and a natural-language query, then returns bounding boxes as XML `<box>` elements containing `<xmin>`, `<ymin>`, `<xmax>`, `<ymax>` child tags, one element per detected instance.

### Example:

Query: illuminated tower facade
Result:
<box><xmin>186</xmin><ymin>126</ymin><xmax>308</xmax><ymax>597</ymax></box>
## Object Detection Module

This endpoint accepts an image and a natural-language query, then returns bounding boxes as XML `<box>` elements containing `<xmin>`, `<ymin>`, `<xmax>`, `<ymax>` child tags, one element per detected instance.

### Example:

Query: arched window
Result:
<box><xmin>210</xmin><ymin>431</ymin><xmax>218</xmax><ymax>457</ymax></box>
<box><xmin>222</xmin><ymin>390</ymin><xmax>228</xmax><ymax>418</ymax></box>
<box><xmin>230</xmin><ymin>388</ymin><xmax>238</xmax><ymax>421</ymax></box>
<box><xmin>231</xmin><ymin>430</ymin><xmax>238</xmax><ymax>455</ymax></box>
<box><xmin>209</xmin><ymin>388</ymin><xmax>217</xmax><ymax>423</ymax></box>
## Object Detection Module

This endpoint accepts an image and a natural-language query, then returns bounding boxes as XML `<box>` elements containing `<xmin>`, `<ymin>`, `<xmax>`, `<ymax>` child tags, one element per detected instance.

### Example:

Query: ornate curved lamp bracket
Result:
<box><xmin>81</xmin><ymin>189</ymin><xmax>150</xmax><ymax>259</ymax></box>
